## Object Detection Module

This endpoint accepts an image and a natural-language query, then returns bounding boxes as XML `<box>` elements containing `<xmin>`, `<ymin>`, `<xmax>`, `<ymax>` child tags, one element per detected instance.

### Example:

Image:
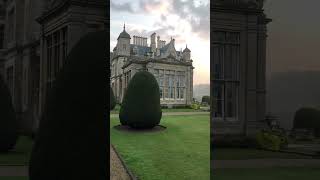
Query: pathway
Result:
<box><xmin>110</xmin><ymin>144</ymin><xmax>133</xmax><ymax>180</ymax></box>
<box><xmin>0</xmin><ymin>145</ymin><xmax>135</xmax><ymax>179</ymax></box>
<box><xmin>0</xmin><ymin>165</ymin><xmax>28</xmax><ymax>176</ymax></box>
<box><xmin>212</xmin><ymin>159</ymin><xmax>320</xmax><ymax>169</ymax></box>
<box><xmin>110</xmin><ymin>111</ymin><xmax>209</xmax><ymax>118</ymax></box>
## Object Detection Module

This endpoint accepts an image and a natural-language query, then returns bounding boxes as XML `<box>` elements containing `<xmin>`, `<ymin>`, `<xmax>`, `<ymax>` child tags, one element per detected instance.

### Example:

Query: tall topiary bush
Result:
<box><xmin>0</xmin><ymin>75</ymin><xmax>18</xmax><ymax>152</ymax></box>
<box><xmin>119</xmin><ymin>71</ymin><xmax>162</xmax><ymax>129</ymax></box>
<box><xmin>110</xmin><ymin>87</ymin><xmax>116</xmax><ymax>110</ymax></box>
<box><xmin>201</xmin><ymin>95</ymin><xmax>210</xmax><ymax>105</ymax></box>
<box><xmin>293</xmin><ymin>107</ymin><xmax>320</xmax><ymax>137</ymax></box>
<box><xmin>29</xmin><ymin>31</ymin><xmax>108</xmax><ymax>180</ymax></box>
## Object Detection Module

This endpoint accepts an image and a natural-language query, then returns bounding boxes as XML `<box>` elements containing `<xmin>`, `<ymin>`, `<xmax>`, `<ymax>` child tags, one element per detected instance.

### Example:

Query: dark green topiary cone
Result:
<box><xmin>0</xmin><ymin>75</ymin><xmax>18</xmax><ymax>152</ymax></box>
<box><xmin>119</xmin><ymin>71</ymin><xmax>162</xmax><ymax>129</ymax></box>
<box><xmin>29</xmin><ymin>31</ymin><xmax>108</xmax><ymax>180</ymax></box>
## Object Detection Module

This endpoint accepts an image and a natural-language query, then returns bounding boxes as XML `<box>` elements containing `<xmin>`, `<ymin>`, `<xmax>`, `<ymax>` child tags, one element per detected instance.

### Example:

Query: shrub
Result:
<box><xmin>29</xmin><ymin>31</ymin><xmax>108</xmax><ymax>180</ymax></box>
<box><xmin>293</xmin><ymin>107</ymin><xmax>320</xmax><ymax>137</ymax></box>
<box><xmin>255</xmin><ymin>130</ymin><xmax>288</xmax><ymax>151</ymax></box>
<box><xmin>190</xmin><ymin>103</ymin><xmax>200</xmax><ymax>110</ymax></box>
<box><xmin>110</xmin><ymin>87</ymin><xmax>116</xmax><ymax>110</ymax></box>
<box><xmin>0</xmin><ymin>75</ymin><xmax>18</xmax><ymax>152</ymax></box>
<box><xmin>201</xmin><ymin>96</ymin><xmax>210</xmax><ymax>105</ymax></box>
<box><xmin>119</xmin><ymin>71</ymin><xmax>162</xmax><ymax>129</ymax></box>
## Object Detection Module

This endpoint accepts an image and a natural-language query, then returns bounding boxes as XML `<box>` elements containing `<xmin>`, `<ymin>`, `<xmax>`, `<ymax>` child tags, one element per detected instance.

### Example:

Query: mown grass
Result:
<box><xmin>110</xmin><ymin>114</ymin><xmax>210</xmax><ymax>180</ymax></box>
<box><xmin>0</xmin><ymin>136</ymin><xmax>33</xmax><ymax>165</ymax></box>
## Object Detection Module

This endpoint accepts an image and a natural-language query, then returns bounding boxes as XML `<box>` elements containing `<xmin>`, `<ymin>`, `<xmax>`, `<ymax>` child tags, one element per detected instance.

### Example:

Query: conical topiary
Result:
<box><xmin>119</xmin><ymin>71</ymin><xmax>162</xmax><ymax>129</ymax></box>
<box><xmin>29</xmin><ymin>31</ymin><xmax>108</xmax><ymax>180</ymax></box>
<box><xmin>110</xmin><ymin>87</ymin><xmax>116</xmax><ymax>110</ymax></box>
<box><xmin>0</xmin><ymin>75</ymin><xmax>18</xmax><ymax>152</ymax></box>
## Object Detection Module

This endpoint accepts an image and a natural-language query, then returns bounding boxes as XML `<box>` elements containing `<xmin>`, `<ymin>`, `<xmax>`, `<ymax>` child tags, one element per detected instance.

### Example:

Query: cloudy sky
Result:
<box><xmin>110</xmin><ymin>0</ymin><xmax>210</xmax><ymax>85</ymax></box>
<box><xmin>264</xmin><ymin>0</ymin><xmax>320</xmax><ymax>76</ymax></box>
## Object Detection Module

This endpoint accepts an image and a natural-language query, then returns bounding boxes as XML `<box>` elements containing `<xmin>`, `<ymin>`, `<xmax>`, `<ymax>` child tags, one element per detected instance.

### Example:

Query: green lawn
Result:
<box><xmin>110</xmin><ymin>104</ymin><xmax>207</xmax><ymax>114</ymax></box>
<box><xmin>110</xmin><ymin>104</ymin><xmax>121</xmax><ymax>114</ymax></box>
<box><xmin>0</xmin><ymin>136</ymin><xmax>33</xmax><ymax>165</ymax></box>
<box><xmin>110</xmin><ymin>115</ymin><xmax>210</xmax><ymax>180</ymax></box>
<box><xmin>213</xmin><ymin>167</ymin><xmax>320</xmax><ymax>180</ymax></box>
<box><xmin>212</xmin><ymin>148</ymin><xmax>312</xmax><ymax>160</ymax></box>
<box><xmin>161</xmin><ymin>108</ymin><xmax>205</xmax><ymax>112</ymax></box>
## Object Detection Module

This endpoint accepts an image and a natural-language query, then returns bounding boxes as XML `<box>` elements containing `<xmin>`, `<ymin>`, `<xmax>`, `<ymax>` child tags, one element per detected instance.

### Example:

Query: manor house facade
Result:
<box><xmin>0</xmin><ymin>0</ymin><xmax>107</xmax><ymax>133</ymax></box>
<box><xmin>212</xmin><ymin>0</ymin><xmax>271</xmax><ymax>137</ymax></box>
<box><xmin>111</xmin><ymin>26</ymin><xmax>194</xmax><ymax>107</ymax></box>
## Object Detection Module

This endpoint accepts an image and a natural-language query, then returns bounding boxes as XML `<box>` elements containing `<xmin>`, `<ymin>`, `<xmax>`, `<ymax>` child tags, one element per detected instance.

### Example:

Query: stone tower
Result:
<box><xmin>116</xmin><ymin>24</ymin><xmax>131</xmax><ymax>56</ymax></box>
<box><xmin>182</xmin><ymin>45</ymin><xmax>191</xmax><ymax>61</ymax></box>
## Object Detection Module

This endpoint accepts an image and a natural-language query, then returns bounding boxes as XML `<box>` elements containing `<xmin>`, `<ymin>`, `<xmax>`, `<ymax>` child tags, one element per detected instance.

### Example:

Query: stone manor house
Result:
<box><xmin>212</xmin><ymin>0</ymin><xmax>271</xmax><ymax>137</ymax></box>
<box><xmin>111</xmin><ymin>25</ymin><xmax>194</xmax><ymax>107</ymax></box>
<box><xmin>0</xmin><ymin>0</ymin><xmax>107</xmax><ymax>133</ymax></box>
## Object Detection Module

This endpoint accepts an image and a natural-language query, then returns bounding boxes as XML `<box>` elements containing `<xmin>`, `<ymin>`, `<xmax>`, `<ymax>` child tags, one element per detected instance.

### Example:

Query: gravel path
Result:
<box><xmin>110</xmin><ymin>111</ymin><xmax>209</xmax><ymax>118</ymax></box>
<box><xmin>110</xmin><ymin>145</ymin><xmax>132</xmax><ymax>180</ymax></box>
<box><xmin>0</xmin><ymin>166</ymin><xmax>28</xmax><ymax>176</ymax></box>
<box><xmin>212</xmin><ymin>159</ymin><xmax>320</xmax><ymax>169</ymax></box>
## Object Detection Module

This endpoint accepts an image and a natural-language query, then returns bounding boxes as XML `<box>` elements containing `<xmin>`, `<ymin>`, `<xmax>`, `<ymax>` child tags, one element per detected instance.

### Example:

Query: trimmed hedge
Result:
<box><xmin>201</xmin><ymin>96</ymin><xmax>210</xmax><ymax>105</ymax></box>
<box><xmin>0</xmin><ymin>75</ymin><xmax>18</xmax><ymax>152</ymax></box>
<box><xmin>29</xmin><ymin>31</ymin><xmax>108</xmax><ymax>180</ymax></box>
<box><xmin>293</xmin><ymin>107</ymin><xmax>320</xmax><ymax>137</ymax></box>
<box><xmin>119</xmin><ymin>71</ymin><xmax>162</xmax><ymax>129</ymax></box>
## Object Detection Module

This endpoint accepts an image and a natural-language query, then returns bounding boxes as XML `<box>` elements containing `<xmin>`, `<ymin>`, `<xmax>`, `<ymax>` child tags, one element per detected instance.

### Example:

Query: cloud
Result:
<box><xmin>111</xmin><ymin>0</ymin><xmax>209</xmax><ymax>40</ymax></box>
<box><xmin>126</xmin><ymin>25</ymin><xmax>175</xmax><ymax>41</ymax></box>
<box><xmin>110</xmin><ymin>1</ymin><xmax>136</xmax><ymax>13</ymax></box>
<box><xmin>170</xmin><ymin>0</ymin><xmax>210</xmax><ymax>39</ymax></box>
<box><xmin>139</xmin><ymin>0</ymin><xmax>166</xmax><ymax>13</ymax></box>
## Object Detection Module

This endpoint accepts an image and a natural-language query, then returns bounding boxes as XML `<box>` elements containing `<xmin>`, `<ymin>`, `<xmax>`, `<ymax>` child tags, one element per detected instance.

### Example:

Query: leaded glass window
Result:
<box><xmin>212</xmin><ymin>31</ymin><xmax>240</xmax><ymax>120</ymax></box>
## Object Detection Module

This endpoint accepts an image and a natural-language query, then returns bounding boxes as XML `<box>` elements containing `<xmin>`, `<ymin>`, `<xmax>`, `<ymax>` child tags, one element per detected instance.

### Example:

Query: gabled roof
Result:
<box><xmin>160</xmin><ymin>43</ymin><xmax>170</xmax><ymax>54</ymax></box>
<box><xmin>159</xmin><ymin>39</ymin><xmax>176</xmax><ymax>55</ymax></box>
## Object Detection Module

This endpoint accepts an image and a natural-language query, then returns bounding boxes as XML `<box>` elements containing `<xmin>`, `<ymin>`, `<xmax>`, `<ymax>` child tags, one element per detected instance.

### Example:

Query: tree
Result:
<box><xmin>201</xmin><ymin>95</ymin><xmax>210</xmax><ymax>105</ymax></box>
<box><xmin>0</xmin><ymin>75</ymin><xmax>18</xmax><ymax>152</ymax></box>
<box><xmin>110</xmin><ymin>87</ymin><xmax>116</xmax><ymax>110</ymax></box>
<box><xmin>29</xmin><ymin>30</ymin><xmax>108</xmax><ymax>180</ymax></box>
<box><xmin>293</xmin><ymin>107</ymin><xmax>320</xmax><ymax>137</ymax></box>
<box><xmin>119</xmin><ymin>71</ymin><xmax>162</xmax><ymax>129</ymax></box>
